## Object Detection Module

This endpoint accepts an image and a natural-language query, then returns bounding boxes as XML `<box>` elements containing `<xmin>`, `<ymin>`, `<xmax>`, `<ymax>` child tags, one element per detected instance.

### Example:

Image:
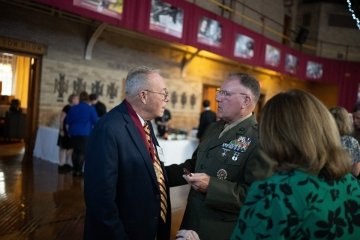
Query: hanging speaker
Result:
<box><xmin>295</xmin><ymin>27</ymin><xmax>309</xmax><ymax>44</ymax></box>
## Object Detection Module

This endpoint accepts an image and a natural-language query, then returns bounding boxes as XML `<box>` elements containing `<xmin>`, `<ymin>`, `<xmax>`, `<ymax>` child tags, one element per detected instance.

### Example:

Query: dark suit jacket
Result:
<box><xmin>84</xmin><ymin>101</ymin><xmax>171</xmax><ymax>240</ymax></box>
<box><xmin>197</xmin><ymin>110</ymin><xmax>216</xmax><ymax>140</ymax></box>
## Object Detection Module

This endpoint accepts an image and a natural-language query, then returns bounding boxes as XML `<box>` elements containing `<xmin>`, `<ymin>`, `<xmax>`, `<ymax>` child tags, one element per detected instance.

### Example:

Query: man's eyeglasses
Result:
<box><xmin>216</xmin><ymin>89</ymin><xmax>248</xmax><ymax>97</ymax></box>
<box><xmin>144</xmin><ymin>90</ymin><xmax>169</xmax><ymax>101</ymax></box>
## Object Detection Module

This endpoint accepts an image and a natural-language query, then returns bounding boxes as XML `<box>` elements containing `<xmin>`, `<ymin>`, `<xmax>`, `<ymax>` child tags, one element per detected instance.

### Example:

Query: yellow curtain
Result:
<box><xmin>13</xmin><ymin>56</ymin><xmax>30</xmax><ymax>110</ymax></box>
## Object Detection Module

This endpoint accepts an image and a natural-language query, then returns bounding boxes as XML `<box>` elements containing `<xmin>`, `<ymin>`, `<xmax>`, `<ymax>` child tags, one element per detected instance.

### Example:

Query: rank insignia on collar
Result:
<box><xmin>217</xmin><ymin>169</ymin><xmax>227</xmax><ymax>180</ymax></box>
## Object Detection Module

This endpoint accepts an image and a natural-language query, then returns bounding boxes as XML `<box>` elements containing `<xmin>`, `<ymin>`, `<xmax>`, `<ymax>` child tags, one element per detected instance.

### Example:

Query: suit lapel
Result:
<box><xmin>120</xmin><ymin>103</ymin><xmax>159</xmax><ymax>188</ymax></box>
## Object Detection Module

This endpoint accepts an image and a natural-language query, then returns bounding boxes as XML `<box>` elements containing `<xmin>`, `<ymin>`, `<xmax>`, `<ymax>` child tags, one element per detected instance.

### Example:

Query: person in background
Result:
<box><xmin>66</xmin><ymin>91</ymin><xmax>98</xmax><ymax>177</ymax></box>
<box><xmin>168</xmin><ymin>73</ymin><xmax>274</xmax><ymax>240</ymax></box>
<box><xmin>89</xmin><ymin>93</ymin><xmax>107</xmax><ymax>117</ymax></box>
<box><xmin>352</xmin><ymin>103</ymin><xmax>360</xmax><ymax>143</ymax></box>
<box><xmin>57</xmin><ymin>93</ymin><xmax>79</xmax><ymax>173</ymax></box>
<box><xmin>230</xmin><ymin>90</ymin><xmax>360</xmax><ymax>240</ymax></box>
<box><xmin>155</xmin><ymin>108</ymin><xmax>171</xmax><ymax>139</ymax></box>
<box><xmin>84</xmin><ymin>66</ymin><xmax>171</xmax><ymax>240</ymax></box>
<box><xmin>8</xmin><ymin>99</ymin><xmax>22</xmax><ymax>113</ymax></box>
<box><xmin>330</xmin><ymin>106</ymin><xmax>360</xmax><ymax>177</ymax></box>
<box><xmin>196</xmin><ymin>99</ymin><xmax>216</xmax><ymax>141</ymax></box>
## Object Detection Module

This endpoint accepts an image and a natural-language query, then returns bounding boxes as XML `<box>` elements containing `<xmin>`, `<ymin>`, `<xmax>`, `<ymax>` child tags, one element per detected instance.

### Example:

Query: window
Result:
<box><xmin>0</xmin><ymin>53</ymin><xmax>14</xmax><ymax>95</ymax></box>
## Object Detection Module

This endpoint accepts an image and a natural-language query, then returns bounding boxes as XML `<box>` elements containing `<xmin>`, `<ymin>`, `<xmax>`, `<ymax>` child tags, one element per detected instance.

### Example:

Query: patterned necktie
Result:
<box><xmin>143</xmin><ymin>122</ymin><xmax>167</xmax><ymax>223</ymax></box>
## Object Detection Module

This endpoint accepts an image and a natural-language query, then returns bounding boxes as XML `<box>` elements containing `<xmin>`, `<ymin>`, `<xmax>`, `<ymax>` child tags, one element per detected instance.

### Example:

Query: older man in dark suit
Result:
<box><xmin>84</xmin><ymin>66</ymin><xmax>171</xmax><ymax>240</ymax></box>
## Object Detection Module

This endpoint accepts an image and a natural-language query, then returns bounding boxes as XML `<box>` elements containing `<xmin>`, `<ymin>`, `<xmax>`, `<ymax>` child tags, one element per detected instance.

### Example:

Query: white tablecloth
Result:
<box><xmin>33</xmin><ymin>126</ymin><xmax>60</xmax><ymax>164</ymax></box>
<box><xmin>33</xmin><ymin>126</ymin><xmax>198</xmax><ymax>166</ymax></box>
<box><xmin>158</xmin><ymin>139</ymin><xmax>198</xmax><ymax>165</ymax></box>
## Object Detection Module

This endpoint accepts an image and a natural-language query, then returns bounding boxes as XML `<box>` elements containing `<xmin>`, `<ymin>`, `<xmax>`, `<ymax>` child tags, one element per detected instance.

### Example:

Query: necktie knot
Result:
<box><xmin>143</xmin><ymin>121</ymin><xmax>149</xmax><ymax>130</ymax></box>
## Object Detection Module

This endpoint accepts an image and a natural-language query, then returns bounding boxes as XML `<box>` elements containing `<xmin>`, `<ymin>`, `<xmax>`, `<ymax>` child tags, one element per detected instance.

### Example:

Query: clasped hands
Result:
<box><xmin>182</xmin><ymin>172</ymin><xmax>210</xmax><ymax>193</ymax></box>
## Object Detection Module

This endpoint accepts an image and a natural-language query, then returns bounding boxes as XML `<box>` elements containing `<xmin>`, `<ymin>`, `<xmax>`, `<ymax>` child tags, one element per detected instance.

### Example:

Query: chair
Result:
<box><xmin>3</xmin><ymin>112</ymin><xmax>26</xmax><ymax>141</ymax></box>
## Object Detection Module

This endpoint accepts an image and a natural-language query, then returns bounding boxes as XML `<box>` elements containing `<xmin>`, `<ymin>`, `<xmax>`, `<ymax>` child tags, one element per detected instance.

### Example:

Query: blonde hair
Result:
<box><xmin>329</xmin><ymin>106</ymin><xmax>353</xmax><ymax>136</ymax></box>
<box><xmin>259</xmin><ymin>89</ymin><xmax>351</xmax><ymax>179</ymax></box>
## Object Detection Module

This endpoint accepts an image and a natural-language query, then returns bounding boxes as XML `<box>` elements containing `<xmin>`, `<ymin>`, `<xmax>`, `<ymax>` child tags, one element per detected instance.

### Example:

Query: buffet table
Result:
<box><xmin>33</xmin><ymin>126</ymin><xmax>198</xmax><ymax>166</ymax></box>
<box><xmin>33</xmin><ymin>126</ymin><xmax>60</xmax><ymax>164</ymax></box>
<box><xmin>158</xmin><ymin>138</ymin><xmax>198</xmax><ymax>165</ymax></box>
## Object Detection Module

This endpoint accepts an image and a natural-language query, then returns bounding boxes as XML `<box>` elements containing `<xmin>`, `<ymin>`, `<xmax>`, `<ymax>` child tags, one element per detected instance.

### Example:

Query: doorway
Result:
<box><xmin>0</xmin><ymin>49</ymin><xmax>42</xmax><ymax>158</ymax></box>
<box><xmin>202</xmin><ymin>84</ymin><xmax>218</xmax><ymax>113</ymax></box>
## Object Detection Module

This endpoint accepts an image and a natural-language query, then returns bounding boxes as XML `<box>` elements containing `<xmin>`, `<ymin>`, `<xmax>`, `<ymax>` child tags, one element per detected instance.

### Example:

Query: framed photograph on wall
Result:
<box><xmin>73</xmin><ymin>0</ymin><xmax>123</xmax><ymax>19</ymax></box>
<box><xmin>197</xmin><ymin>17</ymin><xmax>222</xmax><ymax>47</ymax></box>
<box><xmin>265</xmin><ymin>44</ymin><xmax>280</xmax><ymax>67</ymax></box>
<box><xmin>306</xmin><ymin>61</ymin><xmax>323</xmax><ymax>79</ymax></box>
<box><xmin>234</xmin><ymin>34</ymin><xmax>254</xmax><ymax>59</ymax></box>
<box><xmin>285</xmin><ymin>54</ymin><xmax>298</xmax><ymax>74</ymax></box>
<box><xmin>149</xmin><ymin>0</ymin><xmax>184</xmax><ymax>38</ymax></box>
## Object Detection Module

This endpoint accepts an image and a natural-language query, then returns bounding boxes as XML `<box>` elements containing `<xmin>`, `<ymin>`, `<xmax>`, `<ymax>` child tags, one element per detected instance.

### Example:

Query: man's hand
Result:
<box><xmin>176</xmin><ymin>229</ymin><xmax>200</xmax><ymax>240</ymax></box>
<box><xmin>183</xmin><ymin>173</ymin><xmax>210</xmax><ymax>193</ymax></box>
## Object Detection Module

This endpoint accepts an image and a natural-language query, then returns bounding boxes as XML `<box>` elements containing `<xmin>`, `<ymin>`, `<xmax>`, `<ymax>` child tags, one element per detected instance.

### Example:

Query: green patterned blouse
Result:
<box><xmin>230</xmin><ymin>170</ymin><xmax>360</xmax><ymax>240</ymax></box>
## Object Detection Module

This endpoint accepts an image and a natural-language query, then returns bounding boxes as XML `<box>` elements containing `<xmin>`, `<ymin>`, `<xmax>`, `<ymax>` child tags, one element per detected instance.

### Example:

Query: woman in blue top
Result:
<box><xmin>230</xmin><ymin>90</ymin><xmax>360</xmax><ymax>240</ymax></box>
<box><xmin>66</xmin><ymin>91</ymin><xmax>98</xmax><ymax>176</ymax></box>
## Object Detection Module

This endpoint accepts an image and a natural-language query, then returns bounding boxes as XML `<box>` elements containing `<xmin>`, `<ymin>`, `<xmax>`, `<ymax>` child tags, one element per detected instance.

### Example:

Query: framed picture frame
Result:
<box><xmin>265</xmin><ymin>44</ymin><xmax>281</xmax><ymax>67</ymax></box>
<box><xmin>197</xmin><ymin>17</ymin><xmax>222</xmax><ymax>47</ymax></box>
<box><xmin>149</xmin><ymin>0</ymin><xmax>184</xmax><ymax>38</ymax></box>
<box><xmin>284</xmin><ymin>53</ymin><xmax>298</xmax><ymax>74</ymax></box>
<box><xmin>306</xmin><ymin>61</ymin><xmax>323</xmax><ymax>79</ymax></box>
<box><xmin>73</xmin><ymin>0</ymin><xmax>123</xmax><ymax>19</ymax></box>
<box><xmin>234</xmin><ymin>34</ymin><xmax>254</xmax><ymax>59</ymax></box>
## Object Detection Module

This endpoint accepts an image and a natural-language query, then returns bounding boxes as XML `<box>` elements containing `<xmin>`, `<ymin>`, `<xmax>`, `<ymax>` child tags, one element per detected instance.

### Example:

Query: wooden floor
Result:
<box><xmin>0</xmin><ymin>142</ymin><xmax>189</xmax><ymax>240</ymax></box>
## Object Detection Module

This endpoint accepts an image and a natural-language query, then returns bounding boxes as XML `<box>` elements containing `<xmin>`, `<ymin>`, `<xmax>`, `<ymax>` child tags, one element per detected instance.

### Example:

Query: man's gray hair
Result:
<box><xmin>125</xmin><ymin>66</ymin><xmax>160</xmax><ymax>97</ymax></box>
<box><xmin>229</xmin><ymin>73</ymin><xmax>260</xmax><ymax>103</ymax></box>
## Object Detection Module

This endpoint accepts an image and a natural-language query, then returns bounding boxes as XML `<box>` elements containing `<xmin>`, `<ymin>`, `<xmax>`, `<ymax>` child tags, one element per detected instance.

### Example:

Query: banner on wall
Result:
<box><xmin>33</xmin><ymin>0</ymin><xmax>346</xmax><ymax>86</ymax></box>
<box><xmin>73</xmin><ymin>0</ymin><xmax>123</xmax><ymax>19</ymax></box>
<box><xmin>149</xmin><ymin>0</ymin><xmax>184</xmax><ymax>38</ymax></box>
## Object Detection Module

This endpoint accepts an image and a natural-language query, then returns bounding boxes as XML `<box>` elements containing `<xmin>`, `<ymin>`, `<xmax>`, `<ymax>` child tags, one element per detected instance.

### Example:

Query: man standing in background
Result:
<box><xmin>155</xmin><ymin>108</ymin><xmax>171</xmax><ymax>139</ymax></box>
<box><xmin>89</xmin><ymin>93</ymin><xmax>107</xmax><ymax>117</ymax></box>
<box><xmin>196</xmin><ymin>99</ymin><xmax>216</xmax><ymax>141</ymax></box>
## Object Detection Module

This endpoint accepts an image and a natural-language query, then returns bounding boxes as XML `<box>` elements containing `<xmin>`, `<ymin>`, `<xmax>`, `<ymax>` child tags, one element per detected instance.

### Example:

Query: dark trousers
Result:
<box><xmin>71</xmin><ymin>136</ymin><xmax>88</xmax><ymax>173</ymax></box>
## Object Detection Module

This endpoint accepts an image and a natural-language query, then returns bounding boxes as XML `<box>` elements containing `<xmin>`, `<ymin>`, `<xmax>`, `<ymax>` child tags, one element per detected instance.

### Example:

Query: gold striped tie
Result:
<box><xmin>143</xmin><ymin>122</ymin><xmax>167</xmax><ymax>223</ymax></box>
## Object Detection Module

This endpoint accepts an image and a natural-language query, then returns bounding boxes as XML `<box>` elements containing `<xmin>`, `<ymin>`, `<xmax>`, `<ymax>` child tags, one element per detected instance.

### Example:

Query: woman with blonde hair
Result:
<box><xmin>230</xmin><ymin>90</ymin><xmax>360</xmax><ymax>239</ymax></box>
<box><xmin>330</xmin><ymin>106</ymin><xmax>360</xmax><ymax>176</ymax></box>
